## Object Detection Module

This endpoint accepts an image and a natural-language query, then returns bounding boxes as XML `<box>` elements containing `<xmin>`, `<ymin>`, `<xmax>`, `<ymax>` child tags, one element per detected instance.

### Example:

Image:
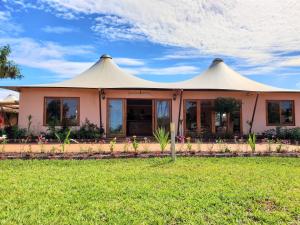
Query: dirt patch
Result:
<box><xmin>258</xmin><ymin>199</ymin><xmax>279</xmax><ymax>212</ymax></box>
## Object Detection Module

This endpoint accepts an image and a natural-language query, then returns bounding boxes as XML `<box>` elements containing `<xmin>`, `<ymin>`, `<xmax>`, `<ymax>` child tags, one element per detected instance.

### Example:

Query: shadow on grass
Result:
<box><xmin>148</xmin><ymin>158</ymin><xmax>176</xmax><ymax>168</ymax></box>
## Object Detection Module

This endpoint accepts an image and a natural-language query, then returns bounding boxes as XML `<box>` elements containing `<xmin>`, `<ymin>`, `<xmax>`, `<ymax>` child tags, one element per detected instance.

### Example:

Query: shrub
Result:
<box><xmin>142</xmin><ymin>137</ymin><xmax>150</xmax><ymax>152</ymax></box>
<box><xmin>275</xmin><ymin>139</ymin><xmax>283</xmax><ymax>153</ymax></box>
<box><xmin>291</xmin><ymin>128</ymin><xmax>300</xmax><ymax>140</ymax></box>
<box><xmin>186</xmin><ymin>137</ymin><xmax>192</xmax><ymax>151</ymax></box>
<box><xmin>77</xmin><ymin>119</ymin><xmax>101</xmax><ymax>139</ymax></box>
<box><xmin>196</xmin><ymin>139</ymin><xmax>202</xmax><ymax>152</ymax></box>
<box><xmin>3</xmin><ymin>126</ymin><xmax>26</xmax><ymax>139</ymax></box>
<box><xmin>216</xmin><ymin>138</ymin><xmax>224</xmax><ymax>152</ymax></box>
<box><xmin>153</xmin><ymin>127</ymin><xmax>170</xmax><ymax>153</ymax></box>
<box><xmin>109</xmin><ymin>137</ymin><xmax>117</xmax><ymax>153</ymax></box>
<box><xmin>0</xmin><ymin>134</ymin><xmax>7</xmax><ymax>152</ymax></box>
<box><xmin>132</xmin><ymin>136</ymin><xmax>139</xmax><ymax>153</ymax></box>
<box><xmin>55</xmin><ymin>129</ymin><xmax>71</xmax><ymax>152</ymax></box>
<box><xmin>248</xmin><ymin>133</ymin><xmax>256</xmax><ymax>153</ymax></box>
<box><xmin>261</xmin><ymin>127</ymin><xmax>300</xmax><ymax>141</ymax></box>
<box><xmin>123</xmin><ymin>138</ymin><xmax>131</xmax><ymax>152</ymax></box>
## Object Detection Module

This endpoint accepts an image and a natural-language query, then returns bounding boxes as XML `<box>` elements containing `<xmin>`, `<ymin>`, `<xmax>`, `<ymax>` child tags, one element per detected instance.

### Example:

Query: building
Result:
<box><xmin>2</xmin><ymin>55</ymin><xmax>299</xmax><ymax>137</ymax></box>
<box><xmin>0</xmin><ymin>94</ymin><xmax>19</xmax><ymax>128</ymax></box>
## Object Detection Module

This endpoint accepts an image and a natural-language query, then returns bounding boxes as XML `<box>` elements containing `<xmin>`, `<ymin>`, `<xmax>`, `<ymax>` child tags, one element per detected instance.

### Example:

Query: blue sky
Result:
<box><xmin>0</xmin><ymin>0</ymin><xmax>300</xmax><ymax>98</ymax></box>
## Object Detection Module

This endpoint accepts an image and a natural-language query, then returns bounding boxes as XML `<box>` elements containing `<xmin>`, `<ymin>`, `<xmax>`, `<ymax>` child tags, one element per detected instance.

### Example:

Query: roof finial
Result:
<box><xmin>100</xmin><ymin>54</ymin><xmax>112</xmax><ymax>59</ymax></box>
<box><xmin>210</xmin><ymin>58</ymin><xmax>223</xmax><ymax>68</ymax></box>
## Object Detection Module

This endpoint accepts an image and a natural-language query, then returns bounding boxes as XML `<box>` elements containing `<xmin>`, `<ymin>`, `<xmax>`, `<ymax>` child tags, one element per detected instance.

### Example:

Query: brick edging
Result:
<box><xmin>0</xmin><ymin>151</ymin><xmax>299</xmax><ymax>160</ymax></box>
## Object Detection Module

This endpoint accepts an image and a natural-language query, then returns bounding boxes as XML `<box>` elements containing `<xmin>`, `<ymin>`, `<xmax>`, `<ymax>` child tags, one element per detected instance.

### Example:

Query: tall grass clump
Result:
<box><xmin>55</xmin><ymin>129</ymin><xmax>71</xmax><ymax>152</ymax></box>
<box><xmin>153</xmin><ymin>127</ymin><xmax>170</xmax><ymax>153</ymax></box>
<box><xmin>248</xmin><ymin>133</ymin><xmax>256</xmax><ymax>153</ymax></box>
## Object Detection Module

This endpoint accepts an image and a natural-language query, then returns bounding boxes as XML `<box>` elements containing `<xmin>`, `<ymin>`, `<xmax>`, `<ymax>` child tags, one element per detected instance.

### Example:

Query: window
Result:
<box><xmin>108</xmin><ymin>99</ymin><xmax>124</xmax><ymax>135</ymax></box>
<box><xmin>267</xmin><ymin>100</ymin><xmax>294</xmax><ymax>126</ymax></box>
<box><xmin>156</xmin><ymin>100</ymin><xmax>171</xmax><ymax>131</ymax></box>
<box><xmin>185</xmin><ymin>100</ymin><xmax>198</xmax><ymax>134</ymax></box>
<box><xmin>183</xmin><ymin>99</ymin><xmax>241</xmax><ymax>136</ymax></box>
<box><xmin>45</xmin><ymin>97</ymin><xmax>79</xmax><ymax>126</ymax></box>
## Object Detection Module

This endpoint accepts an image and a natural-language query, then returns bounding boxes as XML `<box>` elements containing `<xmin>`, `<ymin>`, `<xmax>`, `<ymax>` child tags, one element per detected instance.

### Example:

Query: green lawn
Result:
<box><xmin>0</xmin><ymin>158</ymin><xmax>299</xmax><ymax>225</ymax></box>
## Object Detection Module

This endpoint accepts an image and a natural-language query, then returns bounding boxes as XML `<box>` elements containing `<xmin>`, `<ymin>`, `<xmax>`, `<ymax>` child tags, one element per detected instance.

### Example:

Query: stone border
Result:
<box><xmin>0</xmin><ymin>151</ymin><xmax>299</xmax><ymax>160</ymax></box>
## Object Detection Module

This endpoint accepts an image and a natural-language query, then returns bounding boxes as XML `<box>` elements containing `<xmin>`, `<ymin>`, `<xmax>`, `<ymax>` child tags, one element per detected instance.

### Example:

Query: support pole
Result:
<box><xmin>177</xmin><ymin>89</ymin><xmax>183</xmax><ymax>137</ymax></box>
<box><xmin>99</xmin><ymin>89</ymin><xmax>104</xmax><ymax>135</ymax></box>
<box><xmin>170</xmin><ymin>122</ymin><xmax>176</xmax><ymax>161</ymax></box>
<box><xmin>249</xmin><ymin>93</ymin><xmax>259</xmax><ymax>134</ymax></box>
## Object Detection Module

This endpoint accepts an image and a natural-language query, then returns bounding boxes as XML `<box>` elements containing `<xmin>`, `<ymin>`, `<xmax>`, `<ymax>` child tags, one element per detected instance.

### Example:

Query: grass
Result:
<box><xmin>0</xmin><ymin>158</ymin><xmax>299</xmax><ymax>225</ymax></box>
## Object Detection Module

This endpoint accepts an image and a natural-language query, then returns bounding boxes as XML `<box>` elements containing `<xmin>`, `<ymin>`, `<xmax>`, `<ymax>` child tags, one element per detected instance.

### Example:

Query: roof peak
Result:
<box><xmin>210</xmin><ymin>58</ymin><xmax>224</xmax><ymax>68</ymax></box>
<box><xmin>100</xmin><ymin>54</ymin><xmax>112</xmax><ymax>59</ymax></box>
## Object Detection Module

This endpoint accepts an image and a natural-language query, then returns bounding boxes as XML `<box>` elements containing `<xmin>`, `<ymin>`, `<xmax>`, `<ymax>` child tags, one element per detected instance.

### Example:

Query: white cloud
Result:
<box><xmin>114</xmin><ymin>57</ymin><xmax>145</xmax><ymax>66</ymax></box>
<box><xmin>3</xmin><ymin>0</ymin><xmax>300</xmax><ymax>81</ymax></box>
<box><xmin>0</xmin><ymin>36</ymin><xmax>195</xmax><ymax>79</ymax></box>
<box><xmin>0</xmin><ymin>10</ymin><xmax>23</xmax><ymax>35</ymax></box>
<box><xmin>91</xmin><ymin>15</ymin><xmax>144</xmax><ymax>40</ymax></box>
<box><xmin>0</xmin><ymin>11</ymin><xmax>9</xmax><ymax>21</ymax></box>
<box><xmin>34</xmin><ymin>1</ymin><xmax>300</xmax><ymax>66</ymax></box>
<box><xmin>0</xmin><ymin>37</ymin><xmax>95</xmax><ymax>78</ymax></box>
<box><xmin>279</xmin><ymin>58</ymin><xmax>300</xmax><ymax>67</ymax></box>
<box><xmin>42</xmin><ymin>25</ymin><xmax>77</xmax><ymax>34</ymax></box>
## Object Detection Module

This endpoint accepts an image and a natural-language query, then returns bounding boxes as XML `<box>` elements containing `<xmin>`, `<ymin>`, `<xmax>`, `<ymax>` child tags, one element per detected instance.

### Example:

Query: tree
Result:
<box><xmin>214</xmin><ymin>97</ymin><xmax>241</xmax><ymax>134</ymax></box>
<box><xmin>214</xmin><ymin>97</ymin><xmax>240</xmax><ymax>115</ymax></box>
<box><xmin>0</xmin><ymin>45</ymin><xmax>22</xmax><ymax>79</ymax></box>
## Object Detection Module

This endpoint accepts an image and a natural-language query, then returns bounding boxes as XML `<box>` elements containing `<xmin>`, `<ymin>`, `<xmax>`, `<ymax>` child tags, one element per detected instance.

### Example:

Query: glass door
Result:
<box><xmin>107</xmin><ymin>99</ymin><xmax>125</xmax><ymax>136</ymax></box>
<box><xmin>155</xmin><ymin>100</ymin><xmax>171</xmax><ymax>132</ymax></box>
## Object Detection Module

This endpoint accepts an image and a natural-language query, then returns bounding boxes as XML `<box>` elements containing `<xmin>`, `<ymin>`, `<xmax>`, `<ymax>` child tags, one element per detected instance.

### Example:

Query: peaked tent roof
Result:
<box><xmin>1</xmin><ymin>55</ymin><xmax>299</xmax><ymax>92</ymax></box>
<box><xmin>171</xmin><ymin>58</ymin><xmax>290</xmax><ymax>92</ymax></box>
<box><xmin>38</xmin><ymin>54</ymin><xmax>163</xmax><ymax>89</ymax></box>
<box><xmin>2</xmin><ymin>94</ymin><xmax>18</xmax><ymax>102</ymax></box>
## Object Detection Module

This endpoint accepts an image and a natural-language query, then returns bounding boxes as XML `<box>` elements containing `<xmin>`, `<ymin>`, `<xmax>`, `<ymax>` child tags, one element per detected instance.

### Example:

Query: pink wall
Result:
<box><xmin>19</xmin><ymin>87</ymin><xmax>300</xmax><ymax>135</ymax></box>
<box><xmin>19</xmin><ymin>88</ymin><xmax>100</xmax><ymax>134</ymax></box>
<box><xmin>182</xmin><ymin>91</ymin><xmax>300</xmax><ymax>134</ymax></box>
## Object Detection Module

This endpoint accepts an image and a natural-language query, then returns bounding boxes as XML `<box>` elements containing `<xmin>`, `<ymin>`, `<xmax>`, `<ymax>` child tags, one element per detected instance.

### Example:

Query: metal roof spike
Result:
<box><xmin>100</xmin><ymin>54</ymin><xmax>112</xmax><ymax>59</ymax></box>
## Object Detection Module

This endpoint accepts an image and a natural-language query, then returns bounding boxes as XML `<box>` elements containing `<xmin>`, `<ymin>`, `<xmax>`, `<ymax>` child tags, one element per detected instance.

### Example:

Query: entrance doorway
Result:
<box><xmin>126</xmin><ymin>99</ymin><xmax>152</xmax><ymax>136</ymax></box>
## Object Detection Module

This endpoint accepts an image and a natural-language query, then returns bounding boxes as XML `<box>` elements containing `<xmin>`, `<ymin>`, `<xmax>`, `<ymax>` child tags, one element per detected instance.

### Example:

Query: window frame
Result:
<box><xmin>106</xmin><ymin>98</ymin><xmax>172</xmax><ymax>137</ymax></box>
<box><xmin>43</xmin><ymin>97</ymin><xmax>80</xmax><ymax>126</ymax></box>
<box><xmin>266</xmin><ymin>100</ymin><xmax>295</xmax><ymax>126</ymax></box>
<box><xmin>183</xmin><ymin>99</ymin><xmax>200</xmax><ymax>135</ymax></box>
<box><xmin>183</xmin><ymin>99</ymin><xmax>243</xmax><ymax>135</ymax></box>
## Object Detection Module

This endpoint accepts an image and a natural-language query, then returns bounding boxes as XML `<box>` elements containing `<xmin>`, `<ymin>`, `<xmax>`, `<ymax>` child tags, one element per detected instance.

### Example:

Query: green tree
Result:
<box><xmin>0</xmin><ymin>45</ymin><xmax>22</xmax><ymax>79</ymax></box>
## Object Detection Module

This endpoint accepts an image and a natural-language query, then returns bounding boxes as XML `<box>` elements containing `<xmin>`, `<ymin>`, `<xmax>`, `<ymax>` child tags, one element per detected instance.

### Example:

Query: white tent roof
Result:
<box><xmin>171</xmin><ymin>58</ymin><xmax>290</xmax><ymax>92</ymax></box>
<box><xmin>1</xmin><ymin>56</ymin><xmax>298</xmax><ymax>92</ymax></box>
<box><xmin>0</xmin><ymin>94</ymin><xmax>19</xmax><ymax>113</ymax></box>
<box><xmin>3</xmin><ymin>94</ymin><xmax>18</xmax><ymax>102</ymax></box>
<box><xmin>41</xmin><ymin>54</ymin><xmax>162</xmax><ymax>89</ymax></box>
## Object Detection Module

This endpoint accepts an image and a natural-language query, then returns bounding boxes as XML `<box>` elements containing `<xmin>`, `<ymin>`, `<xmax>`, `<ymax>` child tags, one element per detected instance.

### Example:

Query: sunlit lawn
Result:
<box><xmin>0</xmin><ymin>157</ymin><xmax>299</xmax><ymax>224</ymax></box>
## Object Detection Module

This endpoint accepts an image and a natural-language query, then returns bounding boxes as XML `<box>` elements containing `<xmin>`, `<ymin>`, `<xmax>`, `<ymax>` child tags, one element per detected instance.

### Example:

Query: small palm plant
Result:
<box><xmin>109</xmin><ymin>137</ymin><xmax>117</xmax><ymax>153</ymax></box>
<box><xmin>132</xmin><ymin>136</ymin><xmax>139</xmax><ymax>153</ymax></box>
<box><xmin>0</xmin><ymin>134</ymin><xmax>7</xmax><ymax>152</ymax></box>
<box><xmin>248</xmin><ymin>133</ymin><xmax>256</xmax><ymax>153</ymax></box>
<box><xmin>153</xmin><ymin>127</ymin><xmax>170</xmax><ymax>153</ymax></box>
<box><xmin>55</xmin><ymin>129</ymin><xmax>71</xmax><ymax>153</ymax></box>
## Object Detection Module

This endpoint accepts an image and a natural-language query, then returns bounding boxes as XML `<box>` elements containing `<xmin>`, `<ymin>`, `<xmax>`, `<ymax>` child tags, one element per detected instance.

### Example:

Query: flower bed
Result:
<box><xmin>0</xmin><ymin>143</ymin><xmax>300</xmax><ymax>153</ymax></box>
<box><xmin>0</xmin><ymin>143</ymin><xmax>299</xmax><ymax>159</ymax></box>
<box><xmin>0</xmin><ymin>151</ymin><xmax>299</xmax><ymax>160</ymax></box>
